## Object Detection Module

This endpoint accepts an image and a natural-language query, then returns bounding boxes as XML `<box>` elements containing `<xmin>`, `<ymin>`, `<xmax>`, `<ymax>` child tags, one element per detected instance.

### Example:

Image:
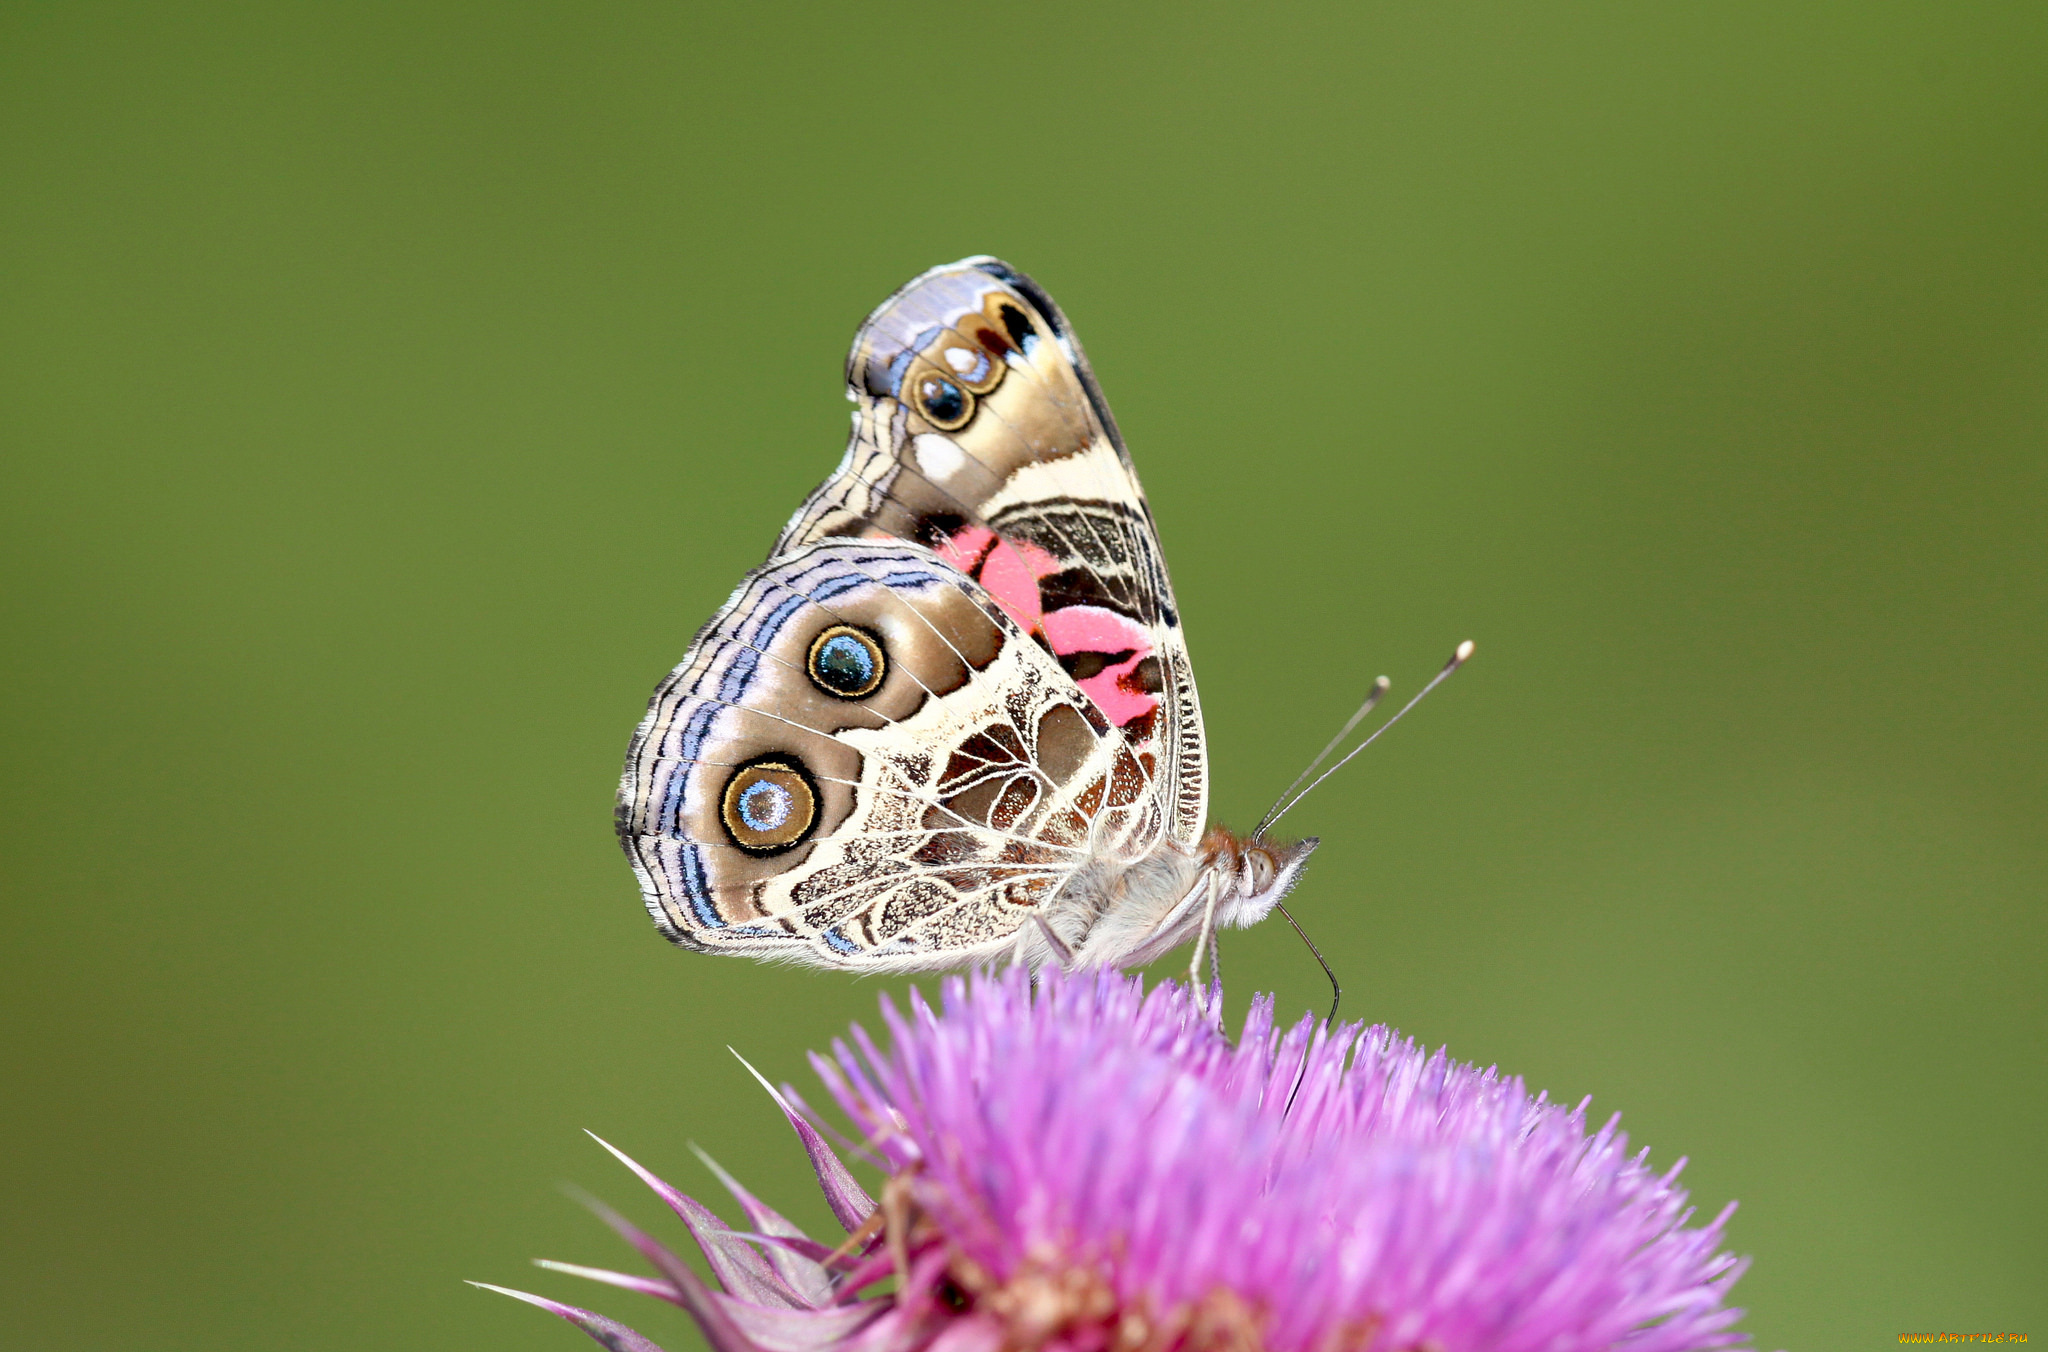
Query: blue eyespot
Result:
<box><xmin>816</xmin><ymin>634</ymin><xmax>873</xmax><ymax>686</ymax></box>
<box><xmin>915</xmin><ymin>374</ymin><xmax>970</xmax><ymax>428</ymax></box>
<box><xmin>737</xmin><ymin>780</ymin><xmax>791</xmax><ymax>831</ymax></box>
<box><xmin>720</xmin><ymin>757</ymin><xmax>818</xmax><ymax>854</ymax></box>
<box><xmin>807</xmin><ymin>625</ymin><xmax>886</xmax><ymax>698</ymax></box>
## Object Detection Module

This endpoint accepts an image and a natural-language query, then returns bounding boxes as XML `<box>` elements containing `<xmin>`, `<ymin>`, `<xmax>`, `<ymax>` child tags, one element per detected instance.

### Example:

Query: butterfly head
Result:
<box><xmin>1201</xmin><ymin>825</ymin><xmax>1318</xmax><ymax>930</ymax></box>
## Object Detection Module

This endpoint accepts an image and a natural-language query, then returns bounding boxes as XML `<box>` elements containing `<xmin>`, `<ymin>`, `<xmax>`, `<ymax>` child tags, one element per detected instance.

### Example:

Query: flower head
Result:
<box><xmin>480</xmin><ymin>969</ymin><xmax>1754</xmax><ymax>1352</ymax></box>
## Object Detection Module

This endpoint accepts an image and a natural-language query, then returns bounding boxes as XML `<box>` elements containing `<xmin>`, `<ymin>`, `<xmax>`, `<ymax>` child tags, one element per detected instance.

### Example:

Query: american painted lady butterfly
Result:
<box><xmin>618</xmin><ymin>259</ymin><xmax>1319</xmax><ymax>972</ymax></box>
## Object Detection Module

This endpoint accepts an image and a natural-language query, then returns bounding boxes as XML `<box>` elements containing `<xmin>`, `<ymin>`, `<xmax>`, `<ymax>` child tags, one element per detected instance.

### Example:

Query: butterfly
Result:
<box><xmin>617</xmin><ymin>257</ymin><xmax>1319</xmax><ymax>973</ymax></box>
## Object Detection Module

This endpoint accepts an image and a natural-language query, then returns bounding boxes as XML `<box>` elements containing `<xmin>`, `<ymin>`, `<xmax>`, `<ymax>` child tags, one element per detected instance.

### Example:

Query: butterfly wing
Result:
<box><xmin>618</xmin><ymin>539</ymin><xmax>1169</xmax><ymax>970</ymax></box>
<box><xmin>777</xmin><ymin>257</ymin><xmax>1208</xmax><ymax>850</ymax></box>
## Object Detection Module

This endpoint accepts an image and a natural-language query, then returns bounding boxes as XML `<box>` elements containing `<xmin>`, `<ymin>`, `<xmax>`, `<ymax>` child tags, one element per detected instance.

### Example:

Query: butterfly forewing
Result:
<box><xmin>779</xmin><ymin>258</ymin><xmax>1207</xmax><ymax>848</ymax></box>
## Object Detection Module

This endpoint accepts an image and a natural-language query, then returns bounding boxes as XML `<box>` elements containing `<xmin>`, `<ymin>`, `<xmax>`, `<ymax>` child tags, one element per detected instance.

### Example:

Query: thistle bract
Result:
<box><xmin>480</xmin><ymin>969</ymin><xmax>1754</xmax><ymax>1352</ymax></box>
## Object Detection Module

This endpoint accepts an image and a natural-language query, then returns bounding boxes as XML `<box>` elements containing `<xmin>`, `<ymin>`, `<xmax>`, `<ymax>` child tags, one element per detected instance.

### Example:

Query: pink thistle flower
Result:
<box><xmin>479</xmin><ymin>968</ymin><xmax>1756</xmax><ymax>1352</ymax></box>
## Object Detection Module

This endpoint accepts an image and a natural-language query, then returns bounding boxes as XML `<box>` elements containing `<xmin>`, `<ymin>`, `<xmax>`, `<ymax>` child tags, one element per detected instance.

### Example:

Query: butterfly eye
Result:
<box><xmin>807</xmin><ymin>625</ymin><xmax>887</xmax><ymax>699</ymax></box>
<box><xmin>720</xmin><ymin>757</ymin><xmax>819</xmax><ymax>854</ymax></box>
<box><xmin>912</xmin><ymin>372</ymin><xmax>974</xmax><ymax>430</ymax></box>
<box><xmin>1246</xmin><ymin>848</ymin><xmax>1278</xmax><ymax>893</ymax></box>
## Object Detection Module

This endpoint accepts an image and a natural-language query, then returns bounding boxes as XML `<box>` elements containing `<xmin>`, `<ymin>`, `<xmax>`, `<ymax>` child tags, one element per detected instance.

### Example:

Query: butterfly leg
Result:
<box><xmin>1188</xmin><ymin>870</ymin><xmax>1224</xmax><ymax>1030</ymax></box>
<box><xmin>1030</xmin><ymin>912</ymin><xmax>1076</xmax><ymax>971</ymax></box>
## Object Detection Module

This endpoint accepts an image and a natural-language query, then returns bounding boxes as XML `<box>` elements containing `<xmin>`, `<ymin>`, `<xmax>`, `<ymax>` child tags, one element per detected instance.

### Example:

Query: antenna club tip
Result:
<box><xmin>1374</xmin><ymin>675</ymin><xmax>1391</xmax><ymax>690</ymax></box>
<box><xmin>1453</xmin><ymin>640</ymin><xmax>1476</xmax><ymax>665</ymax></box>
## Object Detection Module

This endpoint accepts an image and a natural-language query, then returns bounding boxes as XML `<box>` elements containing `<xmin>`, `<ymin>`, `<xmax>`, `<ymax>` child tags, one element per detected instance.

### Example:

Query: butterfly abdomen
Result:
<box><xmin>1052</xmin><ymin>844</ymin><xmax>1206</xmax><ymax>969</ymax></box>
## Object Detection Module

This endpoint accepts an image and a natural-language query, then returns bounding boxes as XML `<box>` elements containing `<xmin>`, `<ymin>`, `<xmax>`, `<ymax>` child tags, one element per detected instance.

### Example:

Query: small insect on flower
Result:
<box><xmin>477</xmin><ymin>969</ymin><xmax>1759</xmax><ymax>1352</ymax></box>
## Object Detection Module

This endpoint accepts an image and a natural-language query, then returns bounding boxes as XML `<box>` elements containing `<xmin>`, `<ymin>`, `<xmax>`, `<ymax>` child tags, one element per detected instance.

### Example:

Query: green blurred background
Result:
<box><xmin>3</xmin><ymin>4</ymin><xmax>2042</xmax><ymax>1349</ymax></box>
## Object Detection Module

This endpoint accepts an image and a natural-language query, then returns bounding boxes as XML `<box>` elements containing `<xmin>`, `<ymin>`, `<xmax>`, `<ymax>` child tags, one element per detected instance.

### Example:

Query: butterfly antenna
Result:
<box><xmin>1259</xmin><ymin>640</ymin><xmax>1475</xmax><ymax>840</ymax></box>
<box><xmin>1253</xmin><ymin>675</ymin><xmax>1391</xmax><ymax>841</ymax></box>
<box><xmin>1275</xmin><ymin>901</ymin><xmax>1340</xmax><ymax>1027</ymax></box>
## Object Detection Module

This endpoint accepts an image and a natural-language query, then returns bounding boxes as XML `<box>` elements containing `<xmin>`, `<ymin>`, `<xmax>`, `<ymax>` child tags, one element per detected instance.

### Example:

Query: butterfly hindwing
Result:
<box><xmin>619</xmin><ymin>539</ymin><xmax>1168</xmax><ymax>969</ymax></box>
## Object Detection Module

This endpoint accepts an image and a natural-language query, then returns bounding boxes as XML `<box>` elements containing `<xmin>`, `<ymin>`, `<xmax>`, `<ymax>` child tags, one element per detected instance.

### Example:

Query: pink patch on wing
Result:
<box><xmin>932</xmin><ymin>525</ymin><xmax>1157</xmax><ymax>728</ymax></box>
<box><xmin>1041</xmin><ymin>605</ymin><xmax>1145</xmax><ymax>655</ymax></box>
<box><xmin>933</xmin><ymin>525</ymin><xmax>1061</xmax><ymax>634</ymax></box>
<box><xmin>932</xmin><ymin>525</ymin><xmax>998</xmax><ymax>576</ymax></box>
<box><xmin>1042</xmin><ymin>605</ymin><xmax>1158</xmax><ymax>727</ymax></box>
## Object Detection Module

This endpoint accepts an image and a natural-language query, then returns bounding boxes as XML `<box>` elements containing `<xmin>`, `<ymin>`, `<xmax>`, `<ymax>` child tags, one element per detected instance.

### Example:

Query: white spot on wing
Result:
<box><xmin>913</xmin><ymin>433</ymin><xmax>969</xmax><ymax>481</ymax></box>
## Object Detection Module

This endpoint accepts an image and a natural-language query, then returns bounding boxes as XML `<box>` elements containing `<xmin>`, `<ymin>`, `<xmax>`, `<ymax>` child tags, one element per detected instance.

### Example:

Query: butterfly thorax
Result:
<box><xmin>1029</xmin><ymin>823</ymin><xmax>1318</xmax><ymax>971</ymax></box>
